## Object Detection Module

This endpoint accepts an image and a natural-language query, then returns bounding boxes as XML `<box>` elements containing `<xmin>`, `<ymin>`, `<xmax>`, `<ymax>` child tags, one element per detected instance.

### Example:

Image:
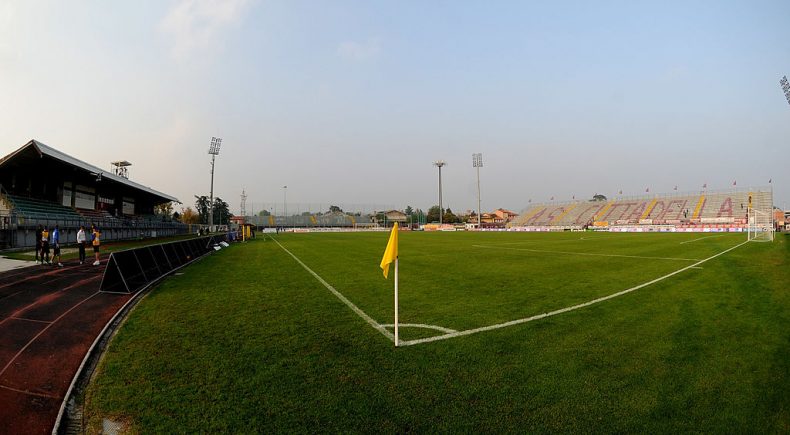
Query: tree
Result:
<box><xmin>411</xmin><ymin>208</ymin><xmax>425</xmax><ymax>225</ymax></box>
<box><xmin>404</xmin><ymin>205</ymin><xmax>414</xmax><ymax>216</ymax></box>
<box><xmin>427</xmin><ymin>205</ymin><xmax>441</xmax><ymax>223</ymax></box>
<box><xmin>154</xmin><ymin>202</ymin><xmax>173</xmax><ymax>217</ymax></box>
<box><xmin>172</xmin><ymin>211</ymin><xmax>181</xmax><ymax>222</ymax></box>
<box><xmin>180</xmin><ymin>207</ymin><xmax>200</xmax><ymax>225</ymax></box>
<box><xmin>329</xmin><ymin>205</ymin><xmax>343</xmax><ymax>214</ymax></box>
<box><xmin>592</xmin><ymin>194</ymin><xmax>607</xmax><ymax>202</ymax></box>
<box><xmin>257</xmin><ymin>209</ymin><xmax>271</xmax><ymax>216</ymax></box>
<box><xmin>212</xmin><ymin>197</ymin><xmax>232</xmax><ymax>225</ymax></box>
<box><xmin>195</xmin><ymin>195</ymin><xmax>211</xmax><ymax>224</ymax></box>
<box><xmin>443</xmin><ymin>208</ymin><xmax>458</xmax><ymax>224</ymax></box>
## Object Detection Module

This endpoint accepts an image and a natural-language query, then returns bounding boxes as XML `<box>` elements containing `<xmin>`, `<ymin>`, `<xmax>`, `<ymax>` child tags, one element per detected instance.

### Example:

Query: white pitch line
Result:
<box><xmin>402</xmin><ymin>240</ymin><xmax>750</xmax><ymax>346</ymax></box>
<box><xmin>472</xmin><ymin>245</ymin><xmax>700</xmax><ymax>262</ymax></box>
<box><xmin>380</xmin><ymin>323</ymin><xmax>458</xmax><ymax>334</ymax></box>
<box><xmin>271</xmin><ymin>237</ymin><xmax>394</xmax><ymax>342</ymax></box>
<box><xmin>679</xmin><ymin>235</ymin><xmax>726</xmax><ymax>244</ymax></box>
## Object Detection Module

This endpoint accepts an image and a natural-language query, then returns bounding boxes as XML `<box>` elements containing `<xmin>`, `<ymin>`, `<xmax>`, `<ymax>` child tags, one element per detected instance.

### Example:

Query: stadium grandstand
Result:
<box><xmin>0</xmin><ymin>139</ymin><xmax>186</xmax><ymax>249</ymax></box>
<box><xmin>512</xmin><ymin>188</ymin><xmax>774</xmax><ymax>233</ymax></box>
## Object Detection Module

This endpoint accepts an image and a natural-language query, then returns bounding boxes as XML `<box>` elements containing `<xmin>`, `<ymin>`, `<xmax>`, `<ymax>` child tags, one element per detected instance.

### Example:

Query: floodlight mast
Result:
<box><xmin>282</xmin><ymin>185</ymin><xmax>287</xmax><ymax>228</ymax></box>
<box><xmin>240</xmin><ymin>189</ymin><xmax>247</xmax><ymax>218</ymax></box>
<box><xmin>781</xmin><ymin>75</ymin><xmax>790</xmax><ymax>106</ymax></box>
<box><xmin>433</xmin><ymin>160</ymin><xmax>446</xmax><ymax>225</ymax></box>
<box><xmin>208</xmin><ymin>137</ymin><xmax>222</xmax><ymax>231</ymax></box>
<box><xmin>473</xmin><ymin>153</ymin><xmax>483</xmax><ymax>229</ymax></box>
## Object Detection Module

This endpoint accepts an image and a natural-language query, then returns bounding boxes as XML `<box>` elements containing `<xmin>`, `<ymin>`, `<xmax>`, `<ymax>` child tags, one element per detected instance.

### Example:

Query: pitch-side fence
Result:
<box><xmin>99</xmin><ymin>235</ymin><xmax>227</xmax><ymax>293</ymax></box>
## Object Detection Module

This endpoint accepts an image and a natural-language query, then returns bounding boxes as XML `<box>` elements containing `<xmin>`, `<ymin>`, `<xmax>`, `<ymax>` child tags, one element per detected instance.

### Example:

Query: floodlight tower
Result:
<box><xmin>282</xmin><ymin>185</ymin><xmax>287</xmax><ymax>227</ymax></box>
<box><xmin>240</xmin><ymin>189</ymin><xmax>247</xmax><ymax>218</ymax></box>
<box><xmin>208</xmin><ymin>137</ymin><xmax>222</xmax><ymax>231</ymax></box>
<box><xmin>433</xmin><ymin>160</ymin><xmax>446</xmax><ymax>224</ymax></box>
<box><xmin>781</xmin><ymin>75</ymin><xmax>790</xmax><ymax>106</ymax></box>
<box><xmin>472</xmin><ymin>153</ymin><xmax>483</xmax><ymax>228</ymax></box>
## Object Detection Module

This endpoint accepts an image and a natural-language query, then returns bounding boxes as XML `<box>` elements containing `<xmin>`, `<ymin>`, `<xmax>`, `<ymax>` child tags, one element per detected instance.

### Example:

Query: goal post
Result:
<box><xmin>747</xmin><ymin>207</ymin><xmax>774</xmax><ymax>242</ymax></box>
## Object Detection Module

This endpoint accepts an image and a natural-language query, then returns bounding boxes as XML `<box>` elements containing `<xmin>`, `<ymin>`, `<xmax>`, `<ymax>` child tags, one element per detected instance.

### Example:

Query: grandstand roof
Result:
<box><xmin>0</xmin><ymin>139</ymin><xmax>179</xmax><ymax>203</ymax></box>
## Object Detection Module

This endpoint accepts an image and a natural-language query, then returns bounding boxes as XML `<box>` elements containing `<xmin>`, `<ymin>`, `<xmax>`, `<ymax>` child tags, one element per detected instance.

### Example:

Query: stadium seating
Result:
<box><xmin>513</xmin><ymin>189</ymin><xmax>772</xmax><ymax>230</ymax></box>
<box><xmin>6</xmin><ymin>195</ymin><xmax>82</xmax><ymax>220</ymax></box>
<box><xmin>77</xmin><ymin>208</ymin><xmax>122</xmax><ymax>226</ymax></box>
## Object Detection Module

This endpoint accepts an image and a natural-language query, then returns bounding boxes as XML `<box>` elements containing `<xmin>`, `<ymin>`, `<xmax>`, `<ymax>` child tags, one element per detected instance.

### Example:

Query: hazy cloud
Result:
<box><xmin>337</xmin><ymin>37</ymin><xmax>381</xmax><ymax>61</ymax></box>
<box><xmin>160</xmin><ymin>0</ymin><xmax>251</xmax><ymax>60</ymax></box>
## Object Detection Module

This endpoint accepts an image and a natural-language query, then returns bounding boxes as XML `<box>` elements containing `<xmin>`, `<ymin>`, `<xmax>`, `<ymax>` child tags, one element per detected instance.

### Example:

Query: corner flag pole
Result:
<box><xmin>379</xmin><ymin>222</ymin><xmax>399</xmax><ymax>347</ymax></box>
<box><xmin>394</xmin><ymin>256</ymin><xmax>399</xmax><ymax>347</ymax></box>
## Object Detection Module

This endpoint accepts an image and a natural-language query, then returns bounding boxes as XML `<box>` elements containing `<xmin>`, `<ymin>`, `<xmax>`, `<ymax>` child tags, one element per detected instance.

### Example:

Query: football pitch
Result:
<box><xmin>85</xmin><ymin>231</ymin><xmax>790</xmax><ymax>432</ymax></box>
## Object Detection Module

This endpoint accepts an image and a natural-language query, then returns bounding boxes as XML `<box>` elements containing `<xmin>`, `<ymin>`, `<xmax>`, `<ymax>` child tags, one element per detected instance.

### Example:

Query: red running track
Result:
<box><xmin>0</xmin><ymin>258</ymin><xmax>131</xmax><ymax>434</ymax></box>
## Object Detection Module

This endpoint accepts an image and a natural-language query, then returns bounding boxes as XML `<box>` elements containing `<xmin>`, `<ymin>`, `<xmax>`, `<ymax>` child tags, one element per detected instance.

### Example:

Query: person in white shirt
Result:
<box><xmin>76</xmin><ymin>225</ymin><xmax>87</xmax><ymax>265</ymax></box>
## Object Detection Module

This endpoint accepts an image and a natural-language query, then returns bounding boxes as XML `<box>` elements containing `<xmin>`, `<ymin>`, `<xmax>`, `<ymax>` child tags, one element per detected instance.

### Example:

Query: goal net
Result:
<box><xmin>747</xmin><ymin>208</ymin><xmax>774</xmax><ymax>242</ymax></box>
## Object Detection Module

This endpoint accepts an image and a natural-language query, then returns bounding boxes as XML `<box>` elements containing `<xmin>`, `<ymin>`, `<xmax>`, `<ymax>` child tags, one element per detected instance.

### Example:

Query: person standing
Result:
<box><xmin>35</xmin><ymin>224</ymin><xmax>43</xmax><ymax>264</ymax></box>
<box><xmin>40</xmin><ymin>227</ymin><xmax>51</xmax><ymax>265</ymax></box>
<box><xmin>76</xmin><ymin>225</ymin><xmax>86</xmax><ymax>264</ymax></box>
<box><xmin>91</xmin><ymin>225</ymin><xmax>101</xmax><ymax>266</ymax></box>
<box><xmin>52</xmin><ymin>225</ymin><xmax>63</xmax><ymax>267</ymax></box>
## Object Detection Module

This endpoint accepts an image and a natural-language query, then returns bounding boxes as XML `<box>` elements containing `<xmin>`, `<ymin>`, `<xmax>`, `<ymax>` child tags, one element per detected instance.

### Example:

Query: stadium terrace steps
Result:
<box><xmin>692</xmin><ymin>195</ymin><xmax>706</xmax><ymax>219</ymax></box>
<box><xmin>551</xmin><ymin>203</ymin><xmax>577</xmax><ymax>224</ymax></box>
<box><xmin>641</xmin><ymin>199</ymin><xmax>658</xmax><ymax>220</ymax></box>
<box><xmin>514</xmin><ymin>190</ymin><xmax>772</xmax><ymax>228</ymax></box>
<box><xmin>593</xmin><ymin>202</ymin><xmax>615</xmax><ymax>222</ymax></box>
<box><xmin>6</xmin><ymin>195</ymin><xmax>82</xmax><ymax>219</ymax></box>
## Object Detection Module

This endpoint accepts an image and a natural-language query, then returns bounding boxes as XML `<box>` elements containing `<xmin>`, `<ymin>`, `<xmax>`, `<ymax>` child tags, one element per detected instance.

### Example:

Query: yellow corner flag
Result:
<box><xmin>380</xmin><ymin>222</ymin><xmax>399</xmax><ymax>278</ymax></box>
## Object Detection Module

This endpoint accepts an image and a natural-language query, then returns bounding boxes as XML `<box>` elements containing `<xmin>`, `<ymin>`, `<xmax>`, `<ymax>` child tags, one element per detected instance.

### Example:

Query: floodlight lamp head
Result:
<box><xmin>782</xmin><ymin>76</ymin><xmax>790</xmax><ymax>105</ymax></box>
<box><xmin>433</xmin><ymin>160</ymin><xmax>446</xmax><ymax>168</ymax></box>
<box><xmin>472</xmin><ymin>153</ymin><xmax>483</xmax><ymax>167</ymax></box>
<box><xmin>209</xmin><ymin>137</ymin><xmax>222</xmax><ymax>155</ymax></box>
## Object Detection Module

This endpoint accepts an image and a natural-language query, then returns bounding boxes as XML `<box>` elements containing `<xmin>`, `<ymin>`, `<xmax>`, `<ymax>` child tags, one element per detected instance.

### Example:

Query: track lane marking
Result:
<box><xmin>0</xmin><ymin>275</ymin><xmax>102</xmax><ymax>327</ymax></box>
<box><xmin>0</xmin><ymin>291</ymin><xmax>101</xmax><ymax>378</ymax></box>
<box><xmin>0</xmin><ymin>383</ymin><xmax>60</xmax><ymax>399</ymax></box>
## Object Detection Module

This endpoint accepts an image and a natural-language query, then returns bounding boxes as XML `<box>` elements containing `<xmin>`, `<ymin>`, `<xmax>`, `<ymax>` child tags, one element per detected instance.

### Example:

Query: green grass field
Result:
<box><xmin>84</xmin><ymin>231</ymin><xmax>789</xmax><ymax>433</ymax></box>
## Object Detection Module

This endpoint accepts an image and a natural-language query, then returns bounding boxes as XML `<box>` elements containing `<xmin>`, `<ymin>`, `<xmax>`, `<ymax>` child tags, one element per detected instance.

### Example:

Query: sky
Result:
<box><xmin>1</xmin><ymin>0</ymin><xmax>789</xmax><ymax>215</ymax></box>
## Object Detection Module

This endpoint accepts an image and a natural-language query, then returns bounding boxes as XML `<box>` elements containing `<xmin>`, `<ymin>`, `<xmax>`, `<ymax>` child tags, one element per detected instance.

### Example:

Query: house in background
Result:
<box><xmin>480</xmin><ymin>208</ymin><xmax>519</xmax><ymax>227</ymax></box>
<box><xmin>374</xmin><ymin>210</ymin><xmax>408</xmax><ymax>227</ymax></box>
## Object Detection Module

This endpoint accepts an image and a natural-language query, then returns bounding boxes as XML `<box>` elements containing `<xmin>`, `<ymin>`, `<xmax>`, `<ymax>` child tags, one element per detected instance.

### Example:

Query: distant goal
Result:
<box><xmin>747</xmin><ymin>208</ymin><xmax>774</xmax><ymax>242</ymax></box>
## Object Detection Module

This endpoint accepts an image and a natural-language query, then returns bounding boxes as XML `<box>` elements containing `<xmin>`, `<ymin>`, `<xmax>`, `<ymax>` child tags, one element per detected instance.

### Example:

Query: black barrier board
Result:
<box><xmin>100</xmin><ymin>235</ymin><xmax>226</xmax><ymax>293</ymax></box>
<box><xmin>136</xmin><ymin>247</ymin><xmax>161</xmax><ymax>281</ymax></box>
<box><xmin>163</xmin><ymin>243</ymin><xmax>184</xmax><ymax>267</ymax></box>
<box><xmin>183</xmin><ymin>240</ymin><xmax>196</xmax><ymax>261</ymax></box>
<box><xmin>113</xmin><ymin>250</ymin><xmax>147</xmax><ymax>292</ymax></box>
<box><xmin>153</xmin><ymin>245</ymin><xmax>173</xmax><ymax>273</ymax></box>
<box><xmin>99</xmin><ymin>254</ymin><xmax>129</xmax><ymax>293</ymax></box>
<box><xmin>188</xmin><ymin>239</ymin><xmax>201</xmax><ymax>256</ymax></box>
<box><xmin>174</xmin><ymin>241</ymin><xmax>190</xmax><ymax>263</ymax></box>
